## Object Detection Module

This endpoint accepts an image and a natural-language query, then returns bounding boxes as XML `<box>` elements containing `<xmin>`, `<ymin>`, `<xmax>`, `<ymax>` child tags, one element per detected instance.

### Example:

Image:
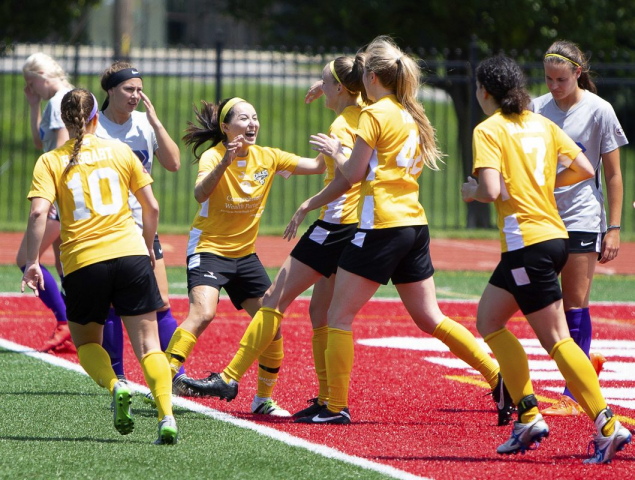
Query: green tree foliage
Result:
<box><xmin>224</xmin><ymin>0</ymin><xmax>635</xmax><ymax>54</ymax></box>
<box><xmin>0</xmin><ymin>0</ymin><xmax>99</xmax><ymax>46</ymax></box>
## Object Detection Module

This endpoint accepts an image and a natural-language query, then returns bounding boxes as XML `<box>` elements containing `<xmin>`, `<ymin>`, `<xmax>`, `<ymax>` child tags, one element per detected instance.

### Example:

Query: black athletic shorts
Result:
<box><xmin>290</xmin><ymin>220</ymin><xmax>358</xmax><ymax>277</ymax></box>
<box><xmin>186</xmin><ymin>252</ymin><xmax>271</xmax><ymax>310</ymax></box>
<box><xmin>489</xmin><ymin>238</ymin><xmax>568</xmax><ymax>315</ymax></box>
<box><xmin>63</xmin><ymin>255</ymin><xmax>164</xmax><ymax>325</ymax></box>
<box><xmin>338</xmin><ymin>225</ymin><xmax>434</xmax><ymax>285</ymax></box>
<box><xmin>153</xmin><ymin>233</ymin><xmax>163</xmax><ymax>260</ymax></box>
<box><xmin>567</xmin><ymin>231</ymin><xmax>604</xmax><ymax>260</ymax></box>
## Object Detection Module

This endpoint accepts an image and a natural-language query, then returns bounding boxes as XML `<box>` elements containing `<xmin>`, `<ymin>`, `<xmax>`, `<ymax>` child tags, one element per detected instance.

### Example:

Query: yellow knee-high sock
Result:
<box><xmin>312</xmin><ymin>326</ymin><xmax>329</xmax><ymax>404</ymax></box>
<box><xmin>551</xmin><ymin>338</ymin><xmax>614</xmax><ymax>435</ymax></box>
<box><xmin>224</xmin><ymin>308</ymin><xmax>283</xmax><ymax>382</ymax></box>
<box><xmin>77</xmin><ymin>343</ymin><xmax>118</xmax><ymax>393</ymax></box>
<box><xmin>166</xmin><ymin>327</ymin><xmax>197</xmax><ymax>377</ymax></box>
<box><xmin>485</xmin><ymin>328</ymin><xmax>538</xmax><ymax>423</ymax></box>
<box><xmin>325</xmin><ymin>328</ymin><xmax>354</xmax><ymax>413</ymax></box>
<box><xmin>433</xmin><ymin>317</ymin><xmax>500</xmax><ymax>390</ymax></box>
<box><xmin>141</xmin><ymin>349</ymin><xmax>173</xmax><ymax>420</ymax></box>
<box><xmin>256</xmin><ymin>337</ymin><xmax>284</xmax><ymax>398</ymax></box>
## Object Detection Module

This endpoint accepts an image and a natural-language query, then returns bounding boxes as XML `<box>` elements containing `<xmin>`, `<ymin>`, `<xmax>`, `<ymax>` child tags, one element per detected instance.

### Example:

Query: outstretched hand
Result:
<box><xmin>310</xmin><ymin>133</ymin><xmax>342</xmax><ymax>158</ymax></box>
<box><xmin>461</xmin><ymin>176</ymin><xmax>478</xmax><ymax>203</ymax></box>
<box><xmin>283</xmin><ymin>203</ymin><xmax>309</xmax><ymax>241</ymax></box>
<box><xmin>21</xmin><ymin>262</ymin><xmax>44</xmax><ymax>297</ymax></box>
<box><xmin>223</xmin><ymin>135</ymin><xmax>245</xmax><ymax>164</ymax></box>
<box><xmin>305</xmin><ymin>81</ymin><xmax>324</xmax><ymax>104</ymax></box>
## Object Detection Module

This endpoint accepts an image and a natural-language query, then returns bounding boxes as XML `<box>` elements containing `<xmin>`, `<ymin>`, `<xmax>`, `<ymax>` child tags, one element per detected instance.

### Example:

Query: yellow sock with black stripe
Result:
<box><xmin>312</xmin><ymin>326</ymin><xmax>329</xmax><ymax>404</ymax></box>
<box><xmin>141</xmin><ymin>349</ymin><xmax>173</xmax><ymax>420</ymax></box>
<box><xmin>77</xmin><ymin>343</ymin><xmax>118</xmax><ymax>393</ymax></box>
<box><xmin>551</xmin><ymin>338</ymin><xmax>615</xmax><ymax>435</ymax></box>
<box><xmin>325</xmin><ymin>328</ymin><xmax>354</xmax><ymax>413</ymax></box>
<box><xmin>485</xmin><ymin>328</ymin><xmax>538</xmax><ymax>423</ymax></box>
<box><xmin>433</xmin><ymin>317</ymin><xmax>500</xmax><ymax>390</ymax></box>
<box><xmin>256</xmin><ymin>337</ymin><xmax>284</xmax><ymax>398</ymax></box>
<box><xmin>224</xmin><ymin>308</ymin><xmax>283</xmax><ymax>382</ymax></box>
<box><xmin>166</xmin><ymin>327</ymin><xmax>197</xmax><ymax>378</ymax></box>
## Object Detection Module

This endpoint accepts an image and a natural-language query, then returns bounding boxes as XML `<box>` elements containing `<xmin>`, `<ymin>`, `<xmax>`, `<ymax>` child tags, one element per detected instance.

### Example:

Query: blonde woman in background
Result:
<box><xmin>17</xmin><ymin>52</ymin><xmax>73</xmax><ymax>352</ymax></box>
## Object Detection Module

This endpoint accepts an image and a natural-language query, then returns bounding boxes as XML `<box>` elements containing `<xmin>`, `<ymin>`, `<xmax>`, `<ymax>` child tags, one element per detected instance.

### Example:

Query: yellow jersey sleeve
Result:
<box><xmin>319</xmin><ymin>105</ymin><xmax>362</xmax><ymax>224</ymax></box>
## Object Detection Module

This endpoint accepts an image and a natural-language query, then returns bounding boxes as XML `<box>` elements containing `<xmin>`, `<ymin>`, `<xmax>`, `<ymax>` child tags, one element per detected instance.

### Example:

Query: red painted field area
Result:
<box><xmin>1</xmin><ymin>295</ymin><xmax>634</xmax><ymax>479</ymax></box>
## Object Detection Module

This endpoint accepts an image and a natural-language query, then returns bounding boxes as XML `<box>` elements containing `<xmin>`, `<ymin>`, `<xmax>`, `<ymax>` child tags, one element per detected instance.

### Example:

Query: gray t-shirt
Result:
<box><xmin>96</xmin><ymin>110</ymin><xmax>158</xmax><ymax>228</ymax></box>
<box><xmin>40</xmin><ymin>87</ymin><xmax>72</xmax><ymax>152</ymax></box>
<box><xmin>531</xmin><ymin>90</ymin><xmax>628</xmax><ymax>232</ymax></box>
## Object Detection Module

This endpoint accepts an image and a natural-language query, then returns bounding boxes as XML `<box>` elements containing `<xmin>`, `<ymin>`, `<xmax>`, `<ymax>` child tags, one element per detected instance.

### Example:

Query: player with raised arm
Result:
<box><xmin>164</xmin><ymin>97</ymin><xmax>325</xmax><ymax>415</ymax></box>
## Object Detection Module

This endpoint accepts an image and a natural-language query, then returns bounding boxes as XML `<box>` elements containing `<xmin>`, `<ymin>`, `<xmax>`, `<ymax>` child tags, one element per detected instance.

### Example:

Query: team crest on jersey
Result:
<box><xmin>254</xmin><ymin>169</ymin><xmax>269</xmax><ymax>185</ymax></box>
<box><xmin>615</xmin><ymin>126</ymin><xmax>625</xmax><ymax>137</ymax></box>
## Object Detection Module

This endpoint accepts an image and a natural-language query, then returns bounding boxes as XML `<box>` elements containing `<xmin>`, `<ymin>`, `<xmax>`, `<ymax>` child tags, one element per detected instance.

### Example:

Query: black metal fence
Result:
<box><xmin>2</xmin><ymin>42</ymin><xmax>634</xmax><ymax>234</ymax></box>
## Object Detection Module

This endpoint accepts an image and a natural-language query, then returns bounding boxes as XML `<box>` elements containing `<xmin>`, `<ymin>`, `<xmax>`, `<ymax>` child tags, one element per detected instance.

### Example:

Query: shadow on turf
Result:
<box><xmin>0</xmin><ymin>435</ymin><xmax>127</xmax><ymax>444</ymax></box>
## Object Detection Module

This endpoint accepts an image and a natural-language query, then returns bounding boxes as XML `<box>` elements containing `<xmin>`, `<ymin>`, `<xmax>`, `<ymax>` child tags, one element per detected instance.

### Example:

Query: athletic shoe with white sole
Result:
<box><xmin>251</xmin><ymin>396</ymin><xmax>291</xmax><ymax>417</ymax></box>
<box><xmin>497</xmin><ymin>413</ymin><xmax>549</xmax><ymax>455</ymax></box>
<box><xmin>181</xmin><ymin>373</ymin><xmax>238</xmax><ymax>401</ymax></box>
<box><xmin>292</xmin><ymin>397</ymin><xmax>327</xmax><ymax>419</ymax></box>
<box><xmin>295</xmin><ymin>407</ymin><xmax>351</xmax><ymax>425</ymax></box>
<box><xmin>112</xmin><ymin>381</ymin><xmax>134</xmax><ymax>435</ymax></box>
<box><xmin>584</xmin><ymin>409</ymin><xmax>631</xmax><ymax>464</ymax></box>
<box><xmin>154</xmin><ymin>415</ymin><xmax>178</xmax><ymax>445</ymax></box>
<box><xmin>491</xmin><ymin>373</ymin><xmax>515</xmax><ymax>426</ymax></box>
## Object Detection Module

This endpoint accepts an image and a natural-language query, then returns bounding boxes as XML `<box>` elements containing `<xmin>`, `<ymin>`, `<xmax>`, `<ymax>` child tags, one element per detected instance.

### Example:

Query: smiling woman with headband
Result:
<box><xmin>94</xmin><ymin>61</ymin><xmax>193</xmax><ymax>399</ymax></box>
<box><xmin>21</xmin><ymin>88</ymin><xmax>178</xmax><ymax>445</ymax></box>
<box><xmin>164</xmin><ymin>96</ymin><xmax>325</xmax><ymax>416</ymax></box>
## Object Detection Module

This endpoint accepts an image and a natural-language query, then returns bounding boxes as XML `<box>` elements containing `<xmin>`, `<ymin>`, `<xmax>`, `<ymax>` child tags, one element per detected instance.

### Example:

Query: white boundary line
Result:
<box><xmin>0</xmin><ymin>336</ymin><xmax>430</xmax><ymax>480</ymax></box>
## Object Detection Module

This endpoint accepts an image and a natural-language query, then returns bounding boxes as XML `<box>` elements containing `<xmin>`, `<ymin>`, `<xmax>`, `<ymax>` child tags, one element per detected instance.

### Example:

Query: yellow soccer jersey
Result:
<box><xmin>472</xmin><ymin>110</ymin><xmax>582</xmax><ymax>252</ymax></box>
<box><xmin>356</xmin><ymin>95</ymin><xmax>426</xmax><ymax>229</ymax></box>
<box><xmin>28</xmin><ymin>134</ymin><xmax>152</xmax><ymax>275</ymax></box>
<box><xmin>188</xmin><ymin>143</ymin><xmax>299</xmax><ymax>258</ymax></box>
<box><xmin>319</xmin><ymin>105</ymin><xmax>362</xmax><ymax>224</ymax></box>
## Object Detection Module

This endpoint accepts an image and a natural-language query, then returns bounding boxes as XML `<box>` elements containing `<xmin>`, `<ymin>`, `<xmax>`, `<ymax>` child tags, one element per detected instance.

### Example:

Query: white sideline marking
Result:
<box><xmin>0</xmin><ymin>337</ymin><xmax>430</xmax><ymax>480</ymax></box>
<box><xmin>358</xmin><ymin>336</ymin><xmax>635</xmax><ymax>411</ymax></box>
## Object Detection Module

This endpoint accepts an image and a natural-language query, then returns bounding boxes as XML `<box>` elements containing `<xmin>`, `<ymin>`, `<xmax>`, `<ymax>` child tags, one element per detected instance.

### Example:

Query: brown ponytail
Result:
<box><xmin>60</xmin><ymin>89</ymin><xmax>96</xmax><ymax>174</ymax></box>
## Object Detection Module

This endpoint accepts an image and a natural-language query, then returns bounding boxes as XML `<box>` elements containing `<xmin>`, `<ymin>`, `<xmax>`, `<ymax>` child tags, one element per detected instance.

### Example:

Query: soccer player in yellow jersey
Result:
<box><xmin>301</xmin><ymin>35</ymin><xmax>510</xmax><ymax>425</ymax></box>
<box><xmin>183</xmin><ymin>55</ymin><xmax>365</xmax><ymax>418</ymax></box>
<box><xmin>462</xmin><ymin>55</ymin><xmax>631</xmax><ymax>463</ymax></box>
<box><xmin>165</xmin><ymin>97</ymin><xmax>325</xmax><ymax>415</ymax></box>
<box><xmin>21</xmin><ymin>89</ymin><xmax>178</xmax><ymax>445</ymax></box>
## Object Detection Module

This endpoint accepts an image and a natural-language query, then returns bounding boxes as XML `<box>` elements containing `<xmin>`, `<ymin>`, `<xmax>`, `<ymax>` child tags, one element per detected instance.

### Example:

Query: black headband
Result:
<box><xmin>104</xmin><ymin>67</ymin><xmax>142</xmax><ymax>90</ymax></box>
<box><xmin>102</xmin><ymin>68</ymin><xmax>143</xmax><ymax>110</ymax></box>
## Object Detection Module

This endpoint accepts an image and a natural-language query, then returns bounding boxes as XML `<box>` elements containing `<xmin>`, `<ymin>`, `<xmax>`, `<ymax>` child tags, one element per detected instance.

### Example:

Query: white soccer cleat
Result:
<box><xmin>497</xmin><ymin>413</ymin><xmax>549</xmax><ymax>455</ymax></box>
<box><xmin>251</xmin><ymin>395</ymin><xmax>291</xmax><ymax>417</ymax></box>
<box><xmin>584</xmin><ymin>409</ymin><xmax>631</xmax><ymax>464</ymax></box>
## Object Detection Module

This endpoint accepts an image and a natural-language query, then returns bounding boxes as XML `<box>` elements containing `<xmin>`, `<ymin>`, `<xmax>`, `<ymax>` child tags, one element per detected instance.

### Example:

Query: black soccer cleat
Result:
<box><xmin>492</xmin><ymin>373</ymin><xmax>516</xmax><ymax>426</ymax></box>
<box><xmin>294</xmin><ymin>407</ymin><xmax>351</xmax><ymax>425</ymax></box>
<box><xmin>181</xmin><ymin>373</ymin><xmax>238</xmax><ymax>401</ymax></box>
<box><xmin>292</xmin><ymin>397</ymin><xmax>327</xmax><ymax>419</ymax></box>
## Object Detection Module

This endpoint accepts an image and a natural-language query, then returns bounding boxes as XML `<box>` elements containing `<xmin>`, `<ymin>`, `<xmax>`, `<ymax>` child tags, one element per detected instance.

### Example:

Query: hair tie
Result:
<box><xmin>219</xmin><ymin>97</ymin><xmax>246</xmax><ymax>133</ymax></box>
<box><xmin>87</xmin><ymin>93</ymin><xmax>98</xmax><ymax>122</ymax></box>
<box><xmin>544</xmin><ymin>53</ymin><xmax>580</xmax><ymax>68</ymax></box>
<box><xmin>395</xmin><ymin>54</ymin><xmax>404</xmax><ymax>64</ymax></box>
